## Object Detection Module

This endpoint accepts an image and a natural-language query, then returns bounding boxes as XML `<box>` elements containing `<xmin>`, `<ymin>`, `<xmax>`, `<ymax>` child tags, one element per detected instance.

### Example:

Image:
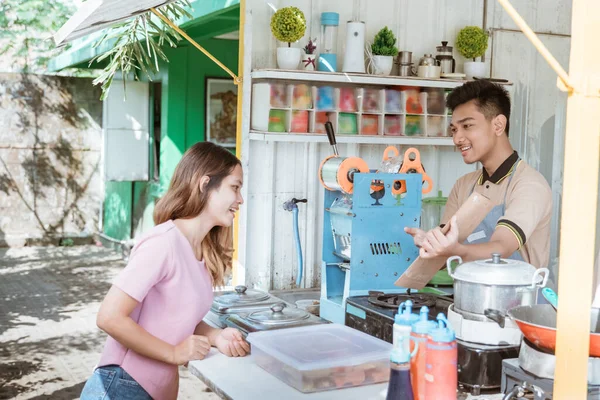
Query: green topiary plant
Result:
<box><xmin>270</xmin><ymin>7</ymin><xmax>306</xmax><ymax>47</ymax></box>
<box><xmin>456</xmin><ymin>26</ymin><xmax>489</xmax><ymax>61</ymax></box>
<box><xmin>371</xmin><ymin>26</ymin><xmax>398</xmax><ymax>56</ymax></box>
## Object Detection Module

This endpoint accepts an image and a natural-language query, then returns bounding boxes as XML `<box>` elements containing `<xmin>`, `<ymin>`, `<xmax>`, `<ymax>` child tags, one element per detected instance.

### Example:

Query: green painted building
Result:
<box><xmin>50</xmin><ymin>1</ymin><xmax>240</xmax><ymax>242</ymax></box>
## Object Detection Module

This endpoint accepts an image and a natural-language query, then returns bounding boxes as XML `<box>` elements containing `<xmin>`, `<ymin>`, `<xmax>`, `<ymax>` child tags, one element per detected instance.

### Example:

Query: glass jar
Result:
<box><xmin>435</xmin><ymin>41</ymin><xmax>455</xmax><ymax>74</ymax></box>
<box><xmin>421</xmin><ymin>190</ymin><xmax>447</xmax><ymax>231</ymax></box>
<box><xmin>318</xmin><ymin>12</ymin><xmax>339</xmax><ymax>72</ymax></box>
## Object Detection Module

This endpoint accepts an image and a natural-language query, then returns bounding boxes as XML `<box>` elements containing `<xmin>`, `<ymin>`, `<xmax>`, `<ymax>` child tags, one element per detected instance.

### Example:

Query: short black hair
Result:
<box><xmin>446</xmin><ymin>80</ymin><xmax>511</xmax><ymax>136</ymax></box>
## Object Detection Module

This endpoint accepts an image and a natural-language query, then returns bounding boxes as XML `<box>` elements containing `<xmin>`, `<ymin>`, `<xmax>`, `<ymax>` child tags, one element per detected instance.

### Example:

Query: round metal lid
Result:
<box><xmin>451</xmin><ymin>253</ymin><xmax>539</xmax><ymax>285</ymax></box>
<box><xmin>215</xmin><ymin>285</ymin><xmax>270</xmax><ymax>305</ymax></box>
<box><xmin>436</xmin><ymin>41</ymin><xmax>453</xmax><ymax>53</ymax></box>
<box><xmin>247</xmin><ymin>303</ymin><xmax>310</xmax><ymax>326</ymax></box>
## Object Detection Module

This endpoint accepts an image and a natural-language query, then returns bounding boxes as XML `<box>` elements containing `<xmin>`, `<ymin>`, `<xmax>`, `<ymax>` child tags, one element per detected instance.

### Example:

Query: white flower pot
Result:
<box><xmin>372</xmin><ymin>55</ymin><xmax>394</xmax><ymax>76</ymax></box>
<box><xmin>301</xmin><ymin>52</ymin><xmax>317</xmax><ymax>71</ymax></box>
<box><xmin>464</xmin><ymin>61</ymin><xmax>487</xmax><ymax>80</ymax></box>
<box><xmin>277</xmin><ymin>47</ymin><xmax>302</xmax><ymax>70</ymax></box>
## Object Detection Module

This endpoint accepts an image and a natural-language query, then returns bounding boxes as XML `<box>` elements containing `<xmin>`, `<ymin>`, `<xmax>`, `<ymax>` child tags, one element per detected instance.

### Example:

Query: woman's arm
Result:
<box><xmin>195</xmin><ymin>321</ymin><xmax>250</xmax><ymax>357</ymax></box>
<box><xmin>194</xmin><ymin>321</ymin><xmax>222</xmax><ymax>345</ymax></box>
<box><xmin>97</xmin><ymin>285</ymin><xmax>211</xmax><ymax>365</ymax></box>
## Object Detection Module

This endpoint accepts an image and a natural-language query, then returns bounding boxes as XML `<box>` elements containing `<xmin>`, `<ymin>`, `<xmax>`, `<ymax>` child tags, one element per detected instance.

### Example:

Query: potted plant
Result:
<box><xmin>302</xmin><ymin>38</ymin><xmax>317</xmax><ymax>71</ymax></box>
<box><xmin>370</xmin><ymin>26</ymin><xmax>398</xmax><ymax>76</ymax></box>
<box><xmin>270</xmin><ymin>6</ymin><xmax>307</xmax><ymax>70</ymax></box>
<box><xmin>456</xmin><ymin>26</ymin><xmax>489</xmax><ymax>79</ymax></box>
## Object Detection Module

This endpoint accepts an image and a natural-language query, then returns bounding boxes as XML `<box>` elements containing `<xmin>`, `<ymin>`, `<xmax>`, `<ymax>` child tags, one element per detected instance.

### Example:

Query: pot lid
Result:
<box><xmin>214</xmin><ymin>285</ymin><xmax>270</xmax><ymax>305</ymax></box>
<box><xmin>247</xmin><ymin>303</ymin><xmax>310</xmax><ymax>326</ymax></box>
<box><xmin>419</xmin><ymin>54</ymin><xmax>437</xmax><ymax>66</ymax></box>
<box><xmin>436</xmin><ymin>41</ymin><xmax>453</xmax><ymax>53</ymax></box>
<box><xmin>451</xmin><ymin>253</ymin><xmax>540</xmax><ymax>285</ymax></box>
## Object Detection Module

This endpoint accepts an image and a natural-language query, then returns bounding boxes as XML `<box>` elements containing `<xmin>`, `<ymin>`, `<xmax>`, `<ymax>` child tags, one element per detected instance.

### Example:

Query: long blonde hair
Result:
<box><xmin>153</xmin><ymin>142</ymin><xmax>241</xmax><ymax>287</ymax></box>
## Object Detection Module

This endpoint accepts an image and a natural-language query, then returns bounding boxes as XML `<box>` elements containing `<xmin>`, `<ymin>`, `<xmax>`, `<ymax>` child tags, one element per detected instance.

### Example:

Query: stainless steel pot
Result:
<box><xmin>223</xmin><ymin>303</ymin><xmax>325</xmax><ymax>336</ymax></box>
<box><xmin>207</xmin><ymin>285</ymin><xmax>282</xmax><ymax>328</ymax></box>
<box><xmin>418</xmin><ymin>54</ymin><xmax>439</xmax><ymax>67</ymax></box>
<box><xmin>446</xmin><ymin>253</ymin><xmax>549</xmax><ymax>315</ymax></box>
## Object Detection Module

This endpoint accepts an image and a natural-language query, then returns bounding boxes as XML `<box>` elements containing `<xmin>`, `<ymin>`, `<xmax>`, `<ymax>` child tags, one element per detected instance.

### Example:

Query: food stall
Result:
<box><xmin>53</xmin><ymin>0</ymin><xmax>599</xmax><ymax>398</ymax></box>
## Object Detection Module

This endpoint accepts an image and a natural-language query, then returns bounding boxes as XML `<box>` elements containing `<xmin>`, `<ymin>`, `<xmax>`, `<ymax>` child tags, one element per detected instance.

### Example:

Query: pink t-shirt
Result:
<box><xmin>98</xmin><ymin>220</ymin><xmax>214</xmax><ymax>400</ymax></box>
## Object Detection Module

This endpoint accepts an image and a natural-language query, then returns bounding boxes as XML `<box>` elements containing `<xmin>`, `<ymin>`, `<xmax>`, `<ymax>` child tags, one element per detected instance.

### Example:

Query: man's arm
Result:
<box><xmin>446</xmin><ymin>225</ymin><xmax>520</xmax><ymax>261</ymax></box>
<box><xmin>440</xmin><ymin>180</ymin><xmax>461</xmax><ymax>227</ymax></box>
<box><xmin>420</xmin><ymin>170</ymin><xmax>551</xmax><ymax>262</ymax></box>
<box><xmin>418</xmin><ymin>216</ymin><xmax>519</xmax><ymax>261</ymax></box>
<box><xmin>406</xmin><ymin>181</ymin><xmax>462</xmax><ymax>247</ymax></box>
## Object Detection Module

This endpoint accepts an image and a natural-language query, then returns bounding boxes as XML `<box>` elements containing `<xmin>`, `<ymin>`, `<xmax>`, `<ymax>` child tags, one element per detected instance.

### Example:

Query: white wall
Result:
<box><xmin>241</xmin><ymin>0</ymin><xmax>572</xmax><ymax>290</ymax></box>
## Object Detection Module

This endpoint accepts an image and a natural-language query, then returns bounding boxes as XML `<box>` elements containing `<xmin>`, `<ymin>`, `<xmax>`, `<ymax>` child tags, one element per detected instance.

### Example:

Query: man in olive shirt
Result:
<box><xmin>406</xmin><ymin>80</ymin><xmax>552</xmax><ymax>268</ymax></box>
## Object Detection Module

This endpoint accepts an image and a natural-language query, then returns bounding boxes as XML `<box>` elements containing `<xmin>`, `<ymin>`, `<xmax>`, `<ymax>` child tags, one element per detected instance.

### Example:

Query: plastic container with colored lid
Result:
<box><xmin>247</xmin><ymin>324</ymin><xmax>392</xmax><ymax>393</ymax></box>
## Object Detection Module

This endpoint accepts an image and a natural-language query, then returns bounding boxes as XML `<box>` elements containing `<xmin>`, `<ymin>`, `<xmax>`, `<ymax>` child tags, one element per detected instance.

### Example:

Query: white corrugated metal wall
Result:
<box><xmin>239</xmin><ymin>0</ymin><xmax>572</xmax><ymax>290</ymax></box>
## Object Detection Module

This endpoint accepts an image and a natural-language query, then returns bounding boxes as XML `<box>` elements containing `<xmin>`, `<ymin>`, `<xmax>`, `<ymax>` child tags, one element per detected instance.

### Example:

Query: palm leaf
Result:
<box><xmin>91</xmin><ymin>0</ymin><xmax>191</xmax><ymax>99</ymax></box>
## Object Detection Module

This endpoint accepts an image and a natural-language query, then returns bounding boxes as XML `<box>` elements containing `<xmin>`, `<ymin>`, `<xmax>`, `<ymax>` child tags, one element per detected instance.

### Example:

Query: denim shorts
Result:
<box><xmin>80</xmin><ymin>365</ymin><xmax>152</xmax><ymax>400</ymax></box>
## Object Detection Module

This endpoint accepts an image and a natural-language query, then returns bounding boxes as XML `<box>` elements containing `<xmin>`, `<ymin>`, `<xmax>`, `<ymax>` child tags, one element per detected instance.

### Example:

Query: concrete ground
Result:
<box><xmin>0</xmin><ymin>245</ymin><xmax>218</xmax><ymax>400</ymax></box>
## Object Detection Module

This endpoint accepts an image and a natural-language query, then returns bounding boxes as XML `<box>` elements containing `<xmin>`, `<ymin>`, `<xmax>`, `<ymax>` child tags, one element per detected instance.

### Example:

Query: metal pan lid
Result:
<box><xmin>247</xmin><ymin>303</ymin><xmax>310</xmax><ymax>325</ymax></box>
<box><xmin>214</xmin><ymin>285</ymin><xmax>270</xmax><ymax>305</ymax></box>
<box><xmin>448</xmin><ymin>253</ymin><xmax>548</xmax><ymax>286</ymax></box>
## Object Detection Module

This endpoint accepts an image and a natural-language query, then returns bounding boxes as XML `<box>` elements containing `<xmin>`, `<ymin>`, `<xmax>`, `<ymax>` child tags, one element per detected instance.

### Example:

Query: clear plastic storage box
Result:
<box><xmin>246</xmin><ymin>324</ymin><xmax>392</xmax><ymax>393</ymax></box>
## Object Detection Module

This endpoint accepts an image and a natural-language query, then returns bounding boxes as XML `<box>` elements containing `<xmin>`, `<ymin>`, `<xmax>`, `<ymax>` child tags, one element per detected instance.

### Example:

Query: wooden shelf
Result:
<box><xmin>251</xmin><ymin>69</ymin><xmax>505</xmax><ymax>89</ymax></box>
<box><xmin>249</xmin><ymin>131</ymin><xmax>455</xmax><ymax>146</ymax></box>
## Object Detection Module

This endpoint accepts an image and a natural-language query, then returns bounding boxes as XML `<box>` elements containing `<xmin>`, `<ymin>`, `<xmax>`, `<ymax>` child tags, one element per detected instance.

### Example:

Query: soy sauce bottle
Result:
<box><xmin>386</xmin><ymin>336</ymin><xmax>414</xmax><ymax>400</ymax></box>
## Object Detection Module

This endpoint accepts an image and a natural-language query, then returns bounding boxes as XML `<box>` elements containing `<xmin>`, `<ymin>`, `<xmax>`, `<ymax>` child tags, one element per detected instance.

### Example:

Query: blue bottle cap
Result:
<box><xmin>321</xmin><ymin>12</ymin><xmax>339</xmax><ymax>26</ymax></box>
<box><xmin>429</xmin><ymin>313</ymin><xmax>456</xmax><ymax>343</ymax></box>
<box><xmin>412</xmin><ymin>306</ymin><xmax>437</xmax><ymax>334</ymax></box>
<box><xmin>394</xmin><ymin>300</ymin><xmax>419</xmax><ymax>326</ymax></box>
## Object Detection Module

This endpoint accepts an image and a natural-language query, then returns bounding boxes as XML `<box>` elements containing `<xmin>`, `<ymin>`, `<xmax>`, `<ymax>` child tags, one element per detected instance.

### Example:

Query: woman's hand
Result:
<box><xmin>214</xmin><ymin>328</ymin><xmax>250</xmax><ymax>357</ymax></box>
<box><xmin>172</xmin><ymin>335</ymin><xmax>211</xmax><ymax>365</ymax></box>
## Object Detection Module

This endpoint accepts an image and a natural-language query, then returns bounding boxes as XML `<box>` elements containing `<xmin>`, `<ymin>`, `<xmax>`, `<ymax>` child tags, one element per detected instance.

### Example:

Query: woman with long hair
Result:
<box><xmin>80</xmin><ymin>142</ymin><xmax>250</xmax><ymax>400</ymax></box>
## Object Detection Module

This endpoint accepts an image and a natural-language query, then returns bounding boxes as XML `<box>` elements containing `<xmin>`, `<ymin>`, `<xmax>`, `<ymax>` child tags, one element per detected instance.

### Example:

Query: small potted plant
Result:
<box><xmin>302</xmin><ymin>38</ymin><xmax>317</xmax><ymax>71</ymax></box>
<box><xmin>270</xmin><ymin>6</ymin><xmax>306</xmax><ymax>70</ymax></box>
<box><xmin>370</xmin><ymin>26</ymin><xmax>398</xmax><ymax>76</ymax></box>
<box><xmin>456</xmin><ymin>26</ymin><xmax>489</xmax><ymax>79</ymax></box>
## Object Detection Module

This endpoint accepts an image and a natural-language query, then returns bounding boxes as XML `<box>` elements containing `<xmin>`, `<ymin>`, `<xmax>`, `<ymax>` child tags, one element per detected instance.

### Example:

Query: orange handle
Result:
<box><xmin>422</xmin><ymin>174</ymin><xmax>433</xmax><ymax>194</ymax></box>
<box><xmin>398</xmin><ymin>148</ymin><xmax>434</xmax><ymax>194</ymax></box>
<box><xmin>382</xmin><ymin>145</ymin><xmax>400</xmax><ymax>162</ymax></box>
<box><xmin>399</xmin><ymin>148</ymin><xmax>423</xmax><ymax>173</ymax></box>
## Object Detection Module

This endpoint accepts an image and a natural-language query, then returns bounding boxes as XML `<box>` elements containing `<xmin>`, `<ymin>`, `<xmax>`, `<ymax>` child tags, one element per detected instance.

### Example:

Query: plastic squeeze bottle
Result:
<box><xmin>410</xmin><ymin>306</ymin><xmax>436</xmax><ymax>400</ymax></box>
<box><xmin>393</xmin><ymin>300</ymin><xmax>419</xmax><ymax>354</ymax></box>
<box><xmin>386</xmin><ymin>337</ymin><xmax>415</xmax><ymax>400</ymax></box>
<box><xmin>424</xmin><ymin>313</ymin><xmax>457</xmax><ymax>400</ymax></box>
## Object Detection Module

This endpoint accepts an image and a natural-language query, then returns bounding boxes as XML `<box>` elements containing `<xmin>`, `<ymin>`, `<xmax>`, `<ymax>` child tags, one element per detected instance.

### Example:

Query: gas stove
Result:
<box><xmin>500</xmin><ymin>338</ymin><xmax>600</xmax><ymax>399</ymax></box>
<box><xmin>366</xmin><ymin>290</ymin><xmax>450</xmax><ymax>310</ymax></box>
<box><xmin>459</xmin><ymin>339</ymin><xmax>519</xmax><ymax>394</ymax></box>
<box><xmin>345</xmin><ymin>291</ymin><xmax>452</xmax><ymax>343</ymax></box>
<box><xmin>502</xmin><ymin>359</ymin><xmax>600</xmax><ymax>399</ymax></box>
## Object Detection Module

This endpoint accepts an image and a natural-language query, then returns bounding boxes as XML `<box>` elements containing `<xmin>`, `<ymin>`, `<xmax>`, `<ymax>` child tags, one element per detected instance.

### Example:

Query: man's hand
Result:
<box><xmin>214</xmin><ymin>328</ymin><xmax>250</xmax><ymax>357</ymax></box>
<box><xmin>419</xmin><ymin>216</ymin><xmax>461</xmax><ymax>259</ymax></box>
<box><xmin>404</xmin><ymin>226</ymin><xmax>427</xmax><ymax>248</ymax></box>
